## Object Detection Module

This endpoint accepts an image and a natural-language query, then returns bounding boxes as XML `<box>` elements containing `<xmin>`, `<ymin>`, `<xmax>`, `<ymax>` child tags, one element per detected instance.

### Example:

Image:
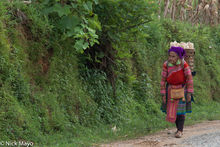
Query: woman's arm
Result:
<box><xmin>161</xmin><ymin>62</ymin><xmax>168</xmax><ymax>96</ymax></box>
<box><xmin>184</xmin><ymin>62</ymin><xmax>194</xmax><ymax>94</ymax></box>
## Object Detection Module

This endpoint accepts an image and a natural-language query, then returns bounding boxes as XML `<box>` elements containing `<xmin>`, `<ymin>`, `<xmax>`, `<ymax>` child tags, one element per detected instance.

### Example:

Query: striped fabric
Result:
<box><xmin>160</xmin><ymin>60</ymin><xmax>193</xmax><ymax>123</ymax></box>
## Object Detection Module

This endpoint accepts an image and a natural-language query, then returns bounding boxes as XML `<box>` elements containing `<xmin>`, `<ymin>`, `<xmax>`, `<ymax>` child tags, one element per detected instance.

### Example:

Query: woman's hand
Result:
<box><xmin>187</xmin><ymin>93</ymin><xmax>191</xmax><ymax>102</ymax></box>
<box><xmin>162</xmin><ymin>95</ymin><xmax>166</xmax><ymax>103</ymax></box>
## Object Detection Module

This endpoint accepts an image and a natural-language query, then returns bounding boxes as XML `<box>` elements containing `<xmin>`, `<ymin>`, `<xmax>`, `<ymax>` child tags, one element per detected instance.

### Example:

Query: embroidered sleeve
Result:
<box><xmin>160</xmin><ymin>62</ymin><xmax>168</xmax><ymax>95</ymax></box>
<box><xmin>184</xmin><ymin>62</ymin><xmax>194</xmax><ymax>93</ymax></box>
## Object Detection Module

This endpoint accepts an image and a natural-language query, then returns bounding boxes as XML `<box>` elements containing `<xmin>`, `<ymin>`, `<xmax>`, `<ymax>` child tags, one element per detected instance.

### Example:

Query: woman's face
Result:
<box><xmin>168</xmin><ymin>51</ymin><xmax>179</xmax><ymax>64</ymax></box>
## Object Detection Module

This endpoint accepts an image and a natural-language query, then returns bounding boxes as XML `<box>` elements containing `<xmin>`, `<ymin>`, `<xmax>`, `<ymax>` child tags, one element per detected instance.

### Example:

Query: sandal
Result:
<box><xmin>175</xmin><ymin>131</ymin><xmax>183</xmax><ymax>138</ymax></box>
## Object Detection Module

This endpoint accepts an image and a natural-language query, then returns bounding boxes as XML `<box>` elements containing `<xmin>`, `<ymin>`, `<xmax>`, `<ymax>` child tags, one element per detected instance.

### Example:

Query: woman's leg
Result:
<box><xmin>177</xmin><ymin>115</ymin><xmax>185</xmax><ymax>132</ymax></box>
<box><xmin>175</xmin><ymin>115</ymin><xmax>185</xmax><ymax>138</ymax></box>
<box><xmin>175</xmin><ymin>116</ymin><xmax>179</xmax><ymax>131</ymax></box>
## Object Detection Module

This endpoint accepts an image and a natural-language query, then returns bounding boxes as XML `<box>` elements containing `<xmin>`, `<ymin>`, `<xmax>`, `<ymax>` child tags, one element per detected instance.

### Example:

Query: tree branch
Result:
<box><xmin>120</xmin><ymin>20</ymin><xmax>151</xmax><ymax>32</ymax></box>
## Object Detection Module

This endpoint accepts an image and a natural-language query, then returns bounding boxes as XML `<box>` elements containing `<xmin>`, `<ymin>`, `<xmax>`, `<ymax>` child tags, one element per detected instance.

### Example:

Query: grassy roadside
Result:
<box><xmin>41</xmin><ymin>101</ymin><xmax>220</xmax><ymax>147</ymax></box>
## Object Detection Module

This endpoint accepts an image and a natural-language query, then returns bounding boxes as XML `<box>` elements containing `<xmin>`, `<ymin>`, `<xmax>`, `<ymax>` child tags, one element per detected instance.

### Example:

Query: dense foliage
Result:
<box><xmin>0</xmin><ymin>0</ymin><xmax>220</xmax><ymax>146</ymax></box>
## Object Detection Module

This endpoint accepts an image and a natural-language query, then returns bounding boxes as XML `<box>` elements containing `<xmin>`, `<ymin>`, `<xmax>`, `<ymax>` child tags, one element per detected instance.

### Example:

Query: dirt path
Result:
<box><xmin>100</xmin><ymin>120</ymin><xmax>220</xmax><ymax>147</ymax></box>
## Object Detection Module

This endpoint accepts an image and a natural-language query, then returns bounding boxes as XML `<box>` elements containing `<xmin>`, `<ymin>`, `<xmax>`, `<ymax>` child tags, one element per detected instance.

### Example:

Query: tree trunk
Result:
<box><xmin>218</xmin><ymin>0</ymin><xmax>220</xmax><ymax>23</ymax></box>
<box><xmin>210</xmin><ymin>0</ymin><xmax>218</xmax><ymax>25</ymax></box>
<box><xmin>164</xmin><ymin>0</ymin><xmax>170</xmax><ymax>18</ymax></box>
<box><xmin>171</xmin><ymin>0</ymin><xmax>177</xmax><ymax>20</ymax></box>
<box><xmin>179</xmin><ymin>0</ymin><xmax>187</xmax><ymax>21</ymax></box>
<box><xmin>158</xmin><ymin>0</ymin><xmax>162</xmax><ymax>18</ymax></box>
<box><xmin>187</xmin><ymin>0</ymin><xmax>193</xmax><ymax>19</ymax></box>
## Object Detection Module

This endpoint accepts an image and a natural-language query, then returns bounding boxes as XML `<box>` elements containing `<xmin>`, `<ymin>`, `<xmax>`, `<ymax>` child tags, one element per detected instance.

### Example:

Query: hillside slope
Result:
<box><xmin>0</xmin><ymin>1</ymin><xmax>220</xmax><ymax>146</ymax></box>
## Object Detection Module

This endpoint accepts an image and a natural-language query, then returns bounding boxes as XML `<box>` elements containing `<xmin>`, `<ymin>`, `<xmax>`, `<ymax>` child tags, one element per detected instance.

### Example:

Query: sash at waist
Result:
<box><xmin>167</xmin><ymin>83</ymin><xmax>185</xmax><ymax>89</ymax></box>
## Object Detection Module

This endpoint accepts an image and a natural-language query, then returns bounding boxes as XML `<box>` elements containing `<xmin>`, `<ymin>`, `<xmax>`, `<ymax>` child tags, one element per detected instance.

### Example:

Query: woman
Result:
<box><xmin>161</xmin><ymin>46</ymin><xmax>193</xmax><ymax>138</ymax></box>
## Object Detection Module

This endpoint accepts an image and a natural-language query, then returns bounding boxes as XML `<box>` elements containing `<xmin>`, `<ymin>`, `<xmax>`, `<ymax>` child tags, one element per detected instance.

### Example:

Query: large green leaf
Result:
<box><xmin>83</xmin><ymin>1</ymin><xmax>93</xmax><ymax>12</ymax></box>
<box><xmin>58</xmin><ymin>15</ymin><xmax>81</xmax><ymax>30</ymax></box>
<box><xmin>44</xmin><ymin>3</ymin><xmax>71</xmax><ymax>17</ymax></box>
<box><xmin>93</xmin><ymin>0</ymin><xmax>99</xmax><ymax>5</ymax></box>
<box><xmin>74</xmin><ymin>39</ymin><xmax>89</xmax><ymax>53</ymax></box>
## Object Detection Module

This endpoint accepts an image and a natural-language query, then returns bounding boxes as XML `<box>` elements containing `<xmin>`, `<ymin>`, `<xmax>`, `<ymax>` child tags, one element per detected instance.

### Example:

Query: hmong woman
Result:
<box><xmin>160</xmin><ymin>46</ymin><xmax>193</xmax><ymax>138</ymax></box>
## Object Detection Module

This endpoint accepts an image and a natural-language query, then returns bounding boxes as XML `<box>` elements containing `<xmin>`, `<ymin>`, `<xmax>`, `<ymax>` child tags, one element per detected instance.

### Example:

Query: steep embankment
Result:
<box><xmin>0</xmin><ymin>1</ymin><xmax>220</xmax><ymax>147</ymax></box>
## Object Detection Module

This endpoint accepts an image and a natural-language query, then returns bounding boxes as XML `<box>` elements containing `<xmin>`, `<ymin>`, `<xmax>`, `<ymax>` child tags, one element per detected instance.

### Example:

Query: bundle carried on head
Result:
<box><xmin>170</xmin><ymin>41</ymin><xmax>194</xmax><ymax>49</ymax></box>
<box><xmin>170</xmin><ymin>41</ymin><xmax>195</xmax><ymax>72</ymax></box>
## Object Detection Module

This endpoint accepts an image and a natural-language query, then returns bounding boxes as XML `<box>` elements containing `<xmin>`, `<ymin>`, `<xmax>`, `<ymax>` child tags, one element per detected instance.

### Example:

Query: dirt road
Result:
<box><xmin>100</xmin><ymin>120</ymin><xmax>220</xmax><ymax>147</ymax></box>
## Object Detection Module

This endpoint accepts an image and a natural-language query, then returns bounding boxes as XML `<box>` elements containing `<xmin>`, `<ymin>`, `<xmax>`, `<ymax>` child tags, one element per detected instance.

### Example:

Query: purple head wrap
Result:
<box><xmin>168</xmin><ymin>46</ymin><xmax>185</xmax><ymax>59</ymax></box>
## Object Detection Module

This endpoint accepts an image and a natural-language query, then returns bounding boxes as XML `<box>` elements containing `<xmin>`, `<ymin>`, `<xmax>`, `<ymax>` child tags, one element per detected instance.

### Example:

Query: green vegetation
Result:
<box><xmin>0</xmin><ymin>0</ymin><xmax>220</xmax><ymax>146</ymax></box>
